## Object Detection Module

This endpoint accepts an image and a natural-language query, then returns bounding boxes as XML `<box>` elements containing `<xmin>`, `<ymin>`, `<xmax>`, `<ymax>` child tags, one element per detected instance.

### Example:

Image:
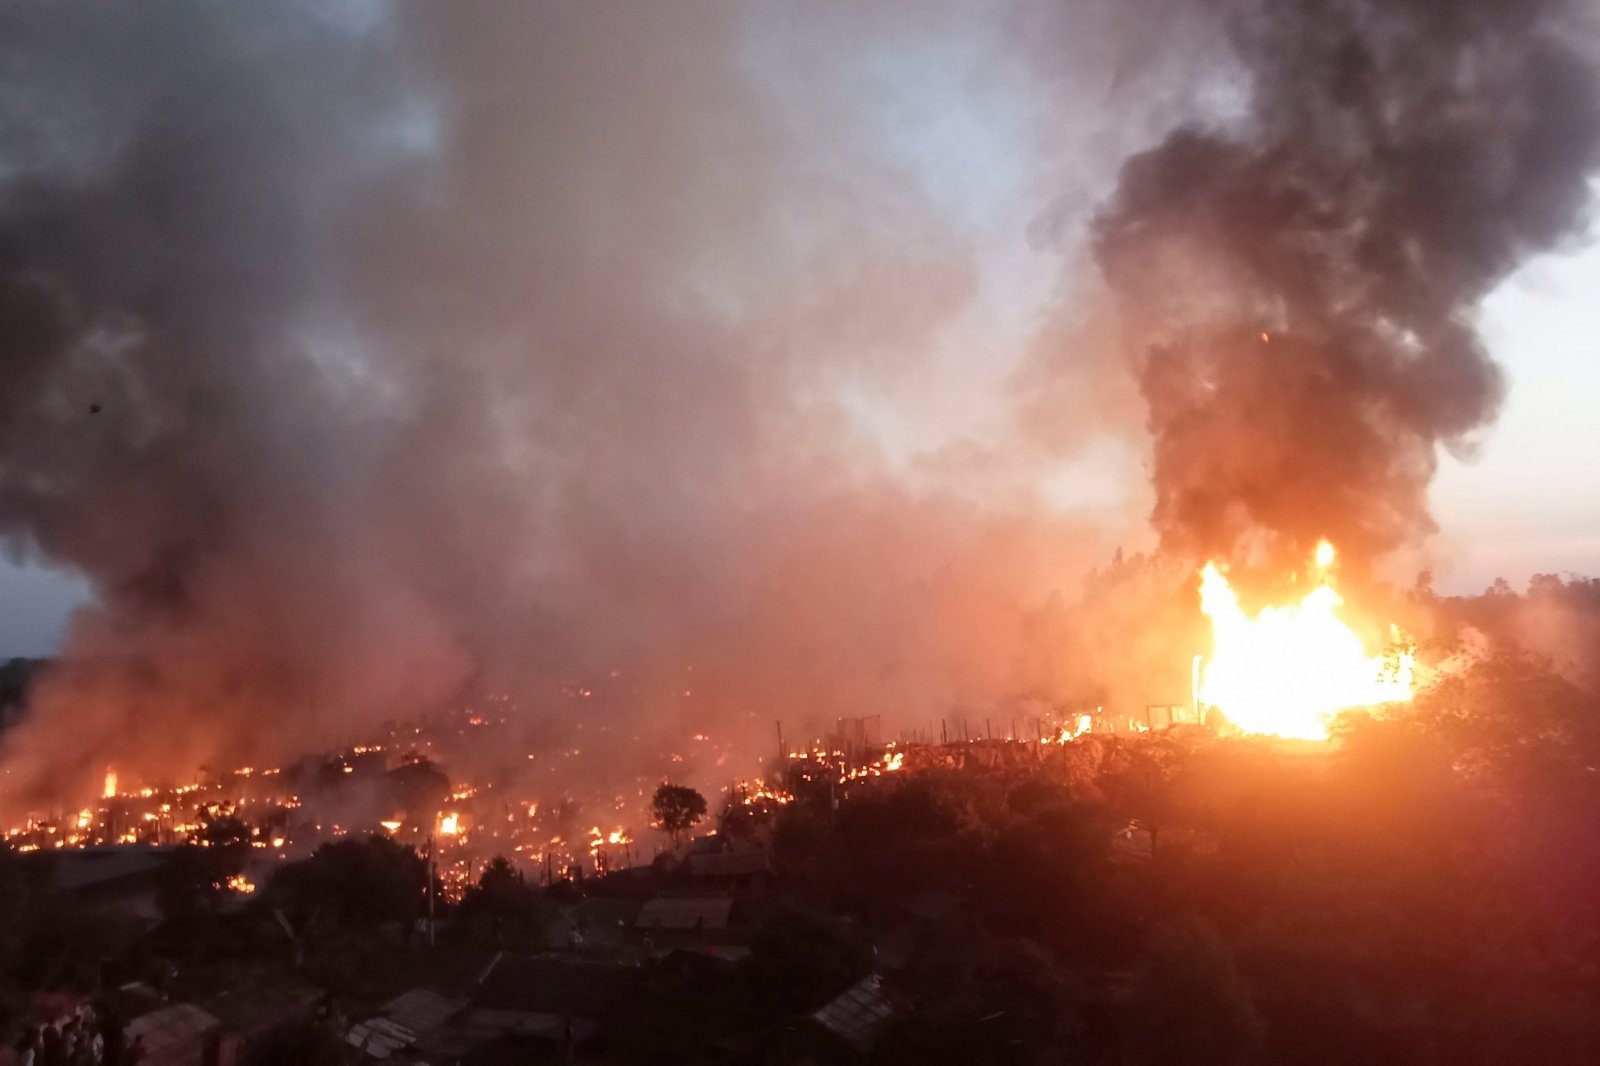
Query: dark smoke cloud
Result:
<box><xmin>1083</xmin><ymin>0</ymin><xmax>1600</xmax><ymax>571</ymax></box>
<box><xmin>0</xmin><ymin>2</ymin><xmax>1115</xmax><ymax>806</ymax></box>
<box><xmin>3</xmin><ymin>0</ymin><xmax>1596</xmax><ymax>809</ymax></box>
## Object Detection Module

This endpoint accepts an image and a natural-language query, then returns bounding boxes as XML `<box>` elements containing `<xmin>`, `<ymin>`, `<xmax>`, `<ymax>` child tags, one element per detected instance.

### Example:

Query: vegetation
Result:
<box><xmin>650</xmin><ymin>783</ymin><xmax>708</xmax><ymax>846</ymax></box>
<box><xmin>457</xmin><ymin>855</ymin><xmax>551</xmax><ymax>947</ymax></box>
<box><xmin>0</xmin><ymin>576</ymin><xmax>1595</xmax><ymax>1063</ymax></box>
<box><xmin>263</xmin><ymin>835</ymin><xmax>428</xmax><ymax>941</ymax></box>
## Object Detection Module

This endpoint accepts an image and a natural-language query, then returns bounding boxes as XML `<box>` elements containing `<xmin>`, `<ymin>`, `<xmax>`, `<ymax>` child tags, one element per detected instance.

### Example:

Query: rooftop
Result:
<box><xmin>474</xmin><ymin>955</ymin><xmax>638</xmax><ymax>1019</ymax></box>
<box><xmin>687</xmin><ymin>850</ymin><xmax>772</xmax><ymax>879</ymax></box>
<box><xmin>635</xmin><ymin>896</ymin><xmax>735</xmax><ymax>931</ymax></box>
<box><xmin>346</xmin><ymin>988</ymin><xmax>465</xmax><ymax>1060</ymax></box>
<box><xmin>126</xmin><ymin>1003</ymin><xmax>221</xmax><ymax>1066</ymax></box>
<box><xmin>812</xmin><ymin>974</ymin><xmax>897</xmax><ymax>1052</ymax></box>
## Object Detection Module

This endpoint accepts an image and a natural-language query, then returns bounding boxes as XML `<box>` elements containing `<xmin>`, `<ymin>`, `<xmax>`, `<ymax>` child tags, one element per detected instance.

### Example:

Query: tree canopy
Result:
<box><xmin>650</xmin><ymin>783</ymin><xmax>708</xmax><ymax>845</ymax></box>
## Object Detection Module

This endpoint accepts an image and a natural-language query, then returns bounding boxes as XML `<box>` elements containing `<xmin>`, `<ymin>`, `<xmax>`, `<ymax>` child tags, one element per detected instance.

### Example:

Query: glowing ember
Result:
<box><xmin>223</xmin><ymin>873</ymin><xmax>256</xmax><ymax>894</ymax></box>
<box><xmin>1198</xmin><ymin>540</ymin><xmax>1413</xmax><ymax>740</ymax></box>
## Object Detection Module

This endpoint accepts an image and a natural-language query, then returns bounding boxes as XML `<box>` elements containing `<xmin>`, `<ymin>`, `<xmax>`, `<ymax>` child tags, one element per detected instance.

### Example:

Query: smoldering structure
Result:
<box><xmin>1092</xmin><ymin>0</ymin><xmax>1600</xmax><ymax>574</ymax></box>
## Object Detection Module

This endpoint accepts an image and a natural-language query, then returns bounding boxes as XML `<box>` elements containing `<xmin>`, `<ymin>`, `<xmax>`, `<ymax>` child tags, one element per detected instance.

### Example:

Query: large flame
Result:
<box><xmin>1198</xmin><ymin>541</ymin><xmax>1412</xmax><ymax>740</ymax></box>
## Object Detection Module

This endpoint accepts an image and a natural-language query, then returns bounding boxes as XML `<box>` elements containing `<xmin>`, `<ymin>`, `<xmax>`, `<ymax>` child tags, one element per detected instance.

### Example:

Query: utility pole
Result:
<box><xmin>775</xmin><ymin>720</ymin><xmax>786</xmax><ymax>761</ymax></box>
<box><xmin>1192</xmin><ymin>654</ymin><xmax>1203</xmax><ymax>724</ymax></box>
<box><xmin>426</xmin><ymin>833</ymin><xmax>436</xmax><ymax>948</ymax></box>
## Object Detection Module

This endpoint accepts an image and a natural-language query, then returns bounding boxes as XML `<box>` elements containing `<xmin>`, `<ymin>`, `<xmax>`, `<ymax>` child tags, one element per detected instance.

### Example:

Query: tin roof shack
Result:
<box><xmin>635</xmin><ymin>896</ymin><xmax>735</xmax><ymax>933</ymax></box>
<box><xmin>474</xmin><ymin>955</ymin><xmax>639</xmax><ymax>1019</ymax></box>
<box><xmin>687</xmin><ymin>849</ymin><xmax>774</xmax><ymax>896</ymax></box>
<box><xmin>789</xmin><ymin>974</ymin><xmax>900</xmax><ymax>1064</ymax></box>
<box><xmin>347</xmin><ymin>987</ymin><xmax>466</xmax><ymax>1060</ymax></box>
<box><xmin>37</xmin><ymin>845</ymin><xmax>180</xmax><ymax>924</ymax></box>
<box><xmin>405</xmin><ymin>955</ymin><xmax>638</xmax><ymax>1062</ymax></box>
<box><xmin>632</xmin><ymin>895</ymin><xmax>761</xmax><ymax>955</ymax></box>
<box><xmin>204</xmin><ymin>970</ymin><xmax>322</xmax><ymax>1047</ymax></box>
<box><xmin>125</xmin><ymin>1002</ymin><xmax>223</xmax><ymax>1066</ymax></box>
<box><xmin>111</xmin><ymin>971</ymin><xmax>324</xmax><ymax>1066</ymax></box>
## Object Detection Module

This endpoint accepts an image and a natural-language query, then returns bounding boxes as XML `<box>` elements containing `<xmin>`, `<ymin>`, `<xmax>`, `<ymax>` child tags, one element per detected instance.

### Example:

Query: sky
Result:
<box><xmin>0</xmin><ymin>4</ymin><xmax>1596</xmax><ymax>661</ymax></box>
<box><xmin>1430</xmin><ymin>238</ymin><xmax>1600</xmax><ymax>592</ymax></box>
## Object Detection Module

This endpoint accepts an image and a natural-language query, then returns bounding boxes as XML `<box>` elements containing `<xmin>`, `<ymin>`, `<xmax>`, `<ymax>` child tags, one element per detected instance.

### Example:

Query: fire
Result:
<box><xmin>1198</xmin><ymin>540</ymin><xmax>1412</xmax><ymax>740</ymax></box>
<box><xmin>1043</xmin><ymin>714</ymin><xmax>1094</xmax><ymax>744</ymax></box>
<box><xmin>102</xmin><ymin>770</ymin><xmax>118</xmax><ymax>799</ymax></box>
<box><xmin>438</xmin><ymin>813</ymin><xmax>460</xmax><ymax>836</ymax></box>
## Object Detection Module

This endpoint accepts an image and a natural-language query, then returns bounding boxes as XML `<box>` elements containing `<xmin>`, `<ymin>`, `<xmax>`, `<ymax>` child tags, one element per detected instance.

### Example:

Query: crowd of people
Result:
<box><xmin>5</xmin><ymin>1002</ymin><xmax>144</xmax><ymax>1066</ymax></box>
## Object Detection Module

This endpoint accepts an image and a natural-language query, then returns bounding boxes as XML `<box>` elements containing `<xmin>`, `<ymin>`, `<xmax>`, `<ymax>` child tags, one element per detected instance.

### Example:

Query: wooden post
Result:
<box><xmin>426</xmin><ymin>833</ymin><xmax>436</xmax><ymax>947</ymax></box>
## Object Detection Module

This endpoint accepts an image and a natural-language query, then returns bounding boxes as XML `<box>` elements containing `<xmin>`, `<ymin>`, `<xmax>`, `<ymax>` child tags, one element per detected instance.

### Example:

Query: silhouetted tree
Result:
<box><xmin>264</xmin><ymin>836</ymin><xmax>426</xmax><ymax>940</ymax></box>
<box><xmin>650</xmin><ymin>784</ymin><xmax>707</xmax><ymax>846</ymax></box>
<box><xmin>459</xmin><ymin>855</ymin><xmax>548</xmax><ymax>945</ymax></box>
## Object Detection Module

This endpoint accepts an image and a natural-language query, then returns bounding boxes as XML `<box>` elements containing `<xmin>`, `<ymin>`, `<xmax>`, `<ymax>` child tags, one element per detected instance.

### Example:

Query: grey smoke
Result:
<box><xmin>0</xmin><ymin>0</ymin><xmax>1596</xmax><ymax>808</ymax></box>
<box><xmin>1085</xmin><ymin>0</ymin><xmax>1600</xmax><ymax>572</ymax></box>
<box><xmin>0</xmin><ymin>2</ymin><xmax>1109</xmax><ymax>805</ymax></box>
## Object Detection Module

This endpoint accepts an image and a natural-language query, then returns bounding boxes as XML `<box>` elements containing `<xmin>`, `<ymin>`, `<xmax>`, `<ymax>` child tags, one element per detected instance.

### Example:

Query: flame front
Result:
<box><xmin>1198</xmin><ymin>541</ymin><xmax>1412</xmax><ymax>740</ymax></box>
<box><xmin>102</xmin><ymin>770</ymin><xmax>118</xmax><ymax>799</ymax></box>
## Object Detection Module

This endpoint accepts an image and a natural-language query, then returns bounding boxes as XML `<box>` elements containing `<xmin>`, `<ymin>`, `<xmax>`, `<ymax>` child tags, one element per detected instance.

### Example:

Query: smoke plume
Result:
<box><xmin>1089</xmin><ymin>0</ymin><xmax>1600</xmax><ymax>572</ymax></box>
<box><xmin>0</xmin><ymin>2</ymin><xmax>1116</xmax><ymax>806</ymax></box>
<box><xmin>1</xmin><ymin>1</ymin><xmax>1597</xmax><ymax>808</ymax></box>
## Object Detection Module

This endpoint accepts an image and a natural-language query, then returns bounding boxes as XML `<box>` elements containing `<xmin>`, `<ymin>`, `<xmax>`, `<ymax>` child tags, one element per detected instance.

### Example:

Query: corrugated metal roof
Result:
<box><xmin>204</xmin><ymin>972</ymin><xmax>320</xmax><ymax>1038</ymax></box>
<box><xmin>416</xmin><ymin>1008</ymin><xmax>601</xmax><ymax>1062</ymax></box>
<box><xmin>634</xmin><ymin>896</ymin><xmax>734</xmax><ymax>930</ymax></box>
<box><xmin>473</xmin><ymin>957</ymin><xmax>637</xmax><ymax>1018</ymax></box>
<box><xmin>348</xmin><ymin>988</ymin><xmax>464</xmax><ymax>1059</ymax></box>
<box><xmin>126</xmin><ymin>1003</ymin><xmax>220</xmax><ymax>1066</ymax></box>
<box><xmin>812</xmin><ymin>974</ymin><xmax>896</xmax><ymax>1051</ymax></box>
<box><xmin>687</xmin><ymin>850</ymin><xmax>771</xmax><ymax>878</ymax></box>
<box><xmin>381</xmin><ymin>989</ymin><xmax>462</xmax><ymax>1037</ymax></box>
<box><xmin>347</xmin><ymin>1016</ymin><xmax>415</xmax><ymax>1060</ymax></box>
<box><xmin>47</xmin><ymin>847</ymin><xmax>176</xmax><ymax>891</ymax></box>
